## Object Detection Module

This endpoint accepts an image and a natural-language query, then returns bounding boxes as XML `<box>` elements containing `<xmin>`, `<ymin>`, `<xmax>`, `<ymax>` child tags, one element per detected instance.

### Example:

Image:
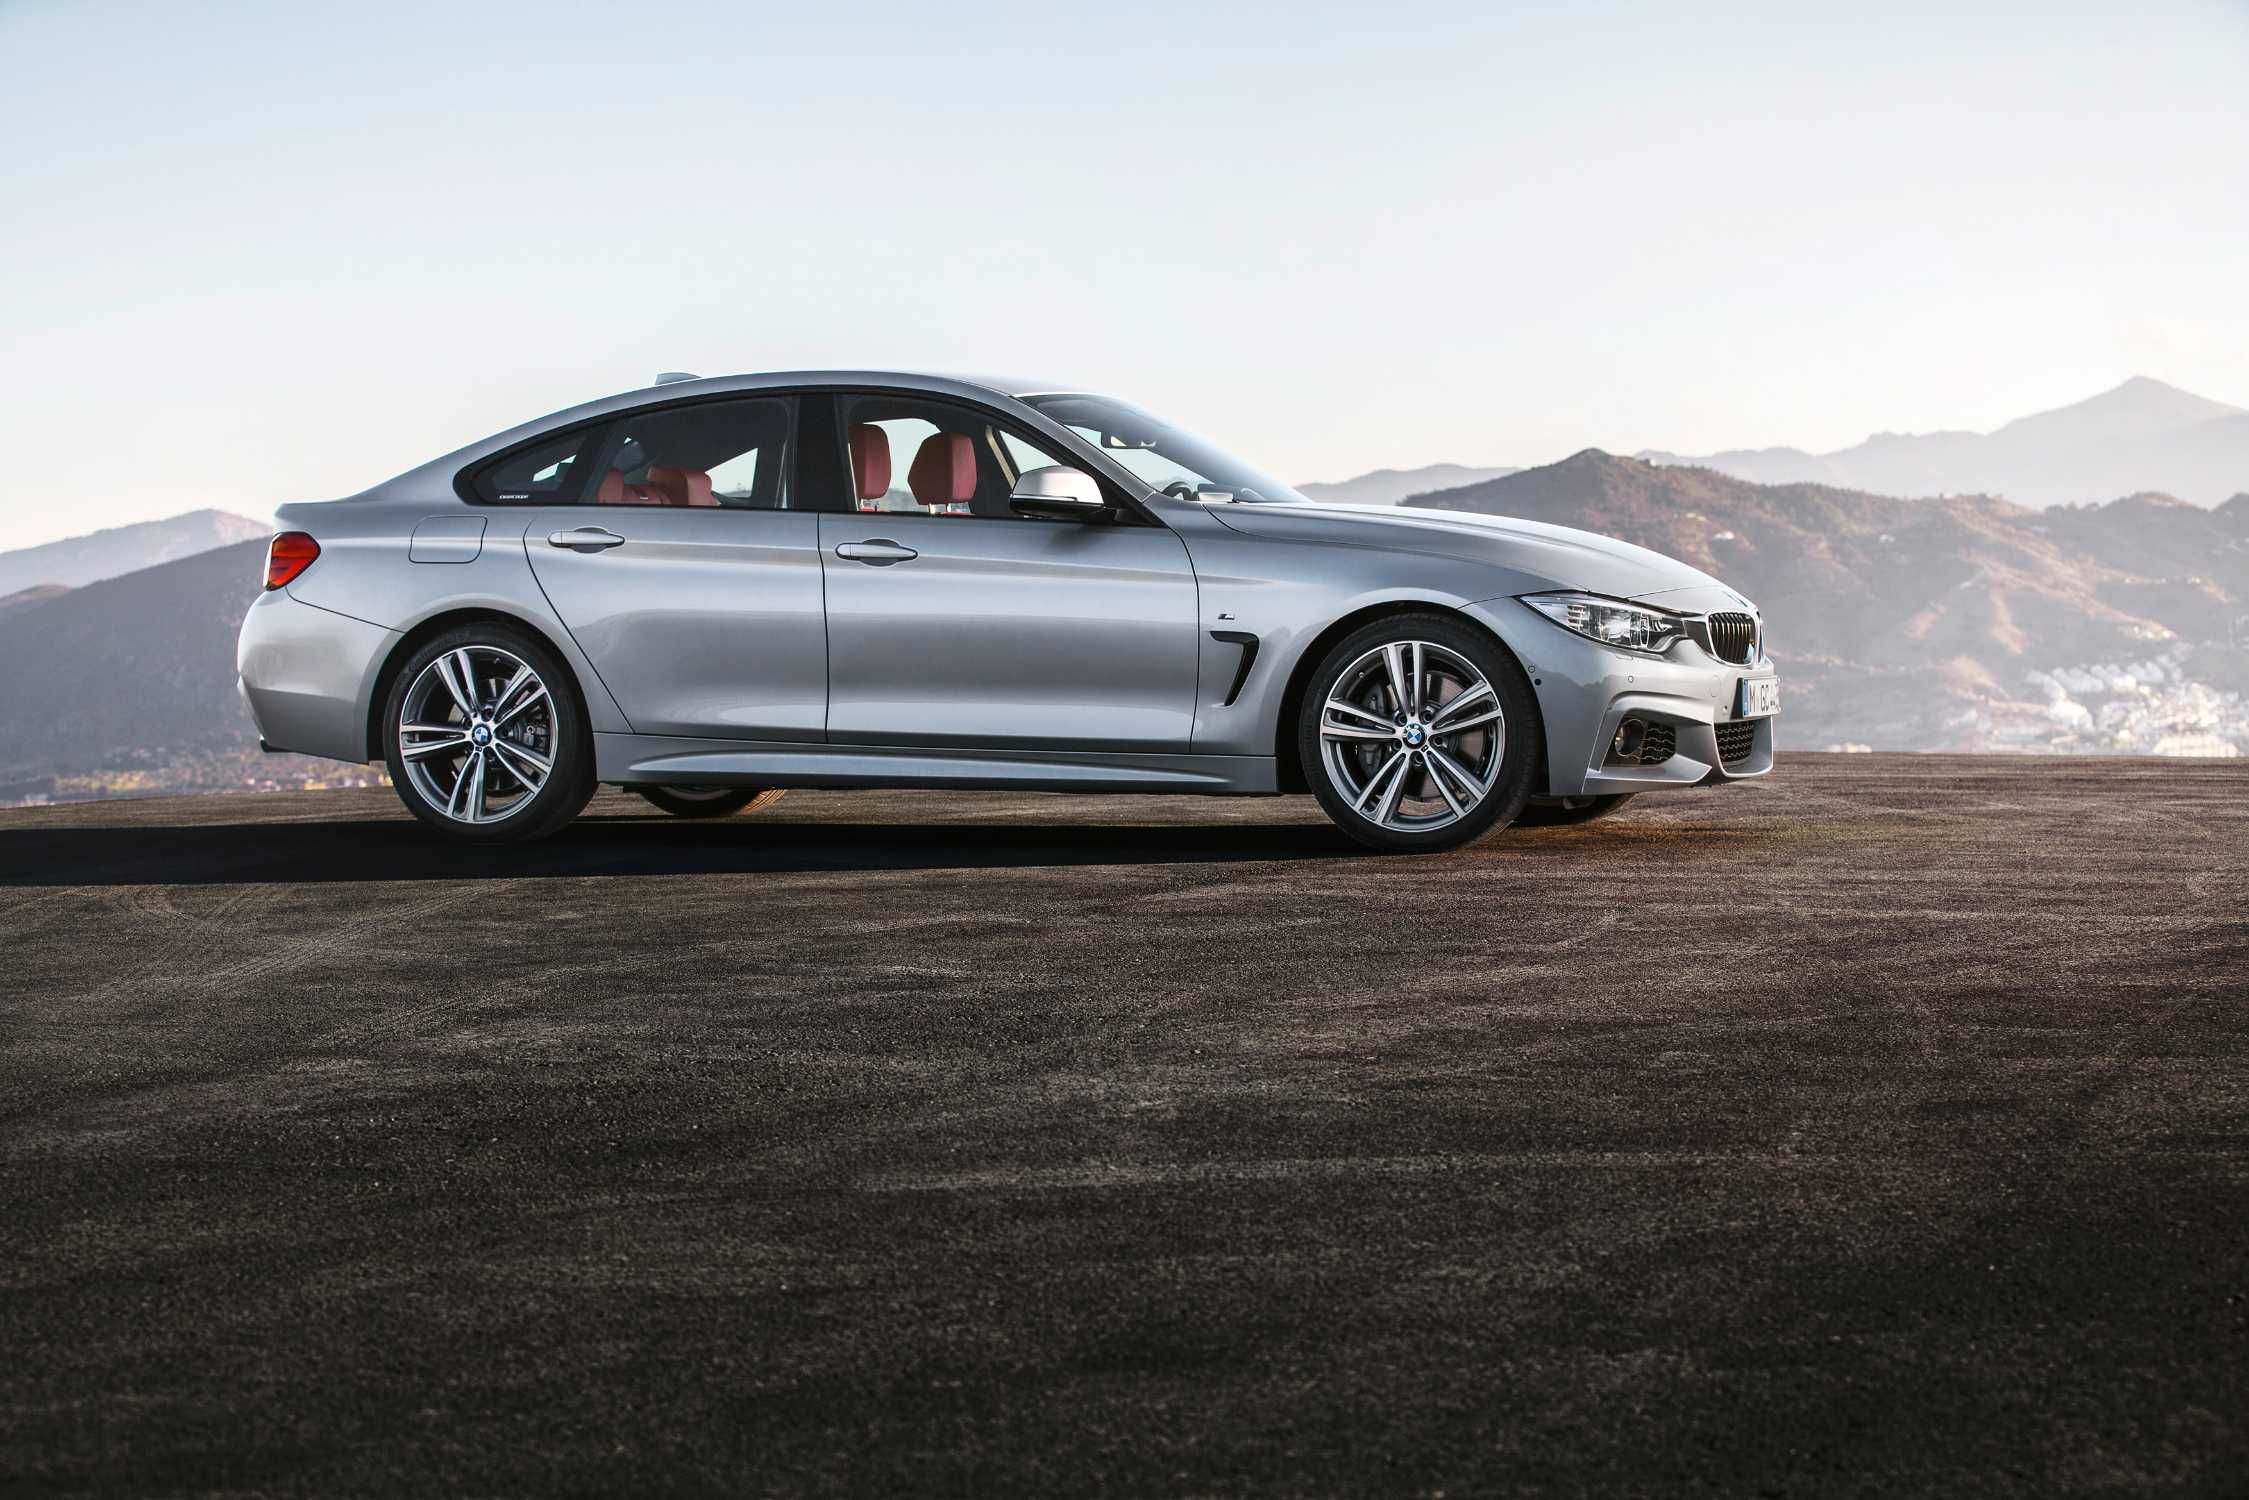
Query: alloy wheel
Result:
<box><xmin>396</xmin><ymin>645</ymin><xmax>556</xmax><ymax>825</ymax></box>
<box><xmin>1317</xmin><ymin>639</ymin><xmax>1505</xmax><ymax>833</ymax></box>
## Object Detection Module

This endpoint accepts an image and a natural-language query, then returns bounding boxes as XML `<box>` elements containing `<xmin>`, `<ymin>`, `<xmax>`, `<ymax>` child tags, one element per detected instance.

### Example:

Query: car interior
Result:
<box><xmin>590</xmin><ymin>396</ymin><xmax>792</xmax><ymax>510</ymax></box>
<box><xmin>476</xmin><ymin>391</ymin><xmax>1092</xmax><ymax>517</ymax></box>
<box><xmin>841</xmin><ymin>395</ymin><xmax>1067</xmax><ymax>518</ymax></box>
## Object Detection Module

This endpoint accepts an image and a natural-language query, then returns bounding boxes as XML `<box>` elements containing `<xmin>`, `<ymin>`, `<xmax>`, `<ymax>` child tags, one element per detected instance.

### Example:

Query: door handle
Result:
<box><xmin>835</xmin><ymin>539</ymin><xmax>918</xmax><ymax>566</ymax></box>
<box><xmin>547</xmin><ymin>527</ymin><xmax>625</xmax><ymax>552</ymax></box>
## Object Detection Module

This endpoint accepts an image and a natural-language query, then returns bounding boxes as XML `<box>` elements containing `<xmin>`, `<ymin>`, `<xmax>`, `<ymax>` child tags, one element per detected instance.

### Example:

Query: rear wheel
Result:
<box><xmin>631</xmin><ymin>786</ymin><xmax>788</xmax><ymax>819</ymax></box>
<box><xmin>1513</xmin><ymin>793</ymin><xmax>1636</xmax><ymax>827</ymax></box>
<box><xmin>1297</xmin><ymin>613</ymin><xmax>1540</xmax><ymax>853</ymax></box>
<box><xmin>381</xmin><ymin>624</ymin><xmax>594</xmax><ymax>844</ymax></box>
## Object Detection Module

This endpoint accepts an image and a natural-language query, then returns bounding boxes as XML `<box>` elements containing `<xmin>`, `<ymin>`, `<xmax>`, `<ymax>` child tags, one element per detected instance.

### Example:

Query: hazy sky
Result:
<box><xmin>3</xmin><ymin>0</ymin><xmax>2245</xmax><ymax>546</ymax></box>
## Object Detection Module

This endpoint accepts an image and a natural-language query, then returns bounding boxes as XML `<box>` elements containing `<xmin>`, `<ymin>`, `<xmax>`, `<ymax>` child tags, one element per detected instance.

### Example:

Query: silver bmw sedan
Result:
<box><xmin>237</xmin><ymin>371</ymin><xmax>1777</xmax><ymax>851</ymax></box>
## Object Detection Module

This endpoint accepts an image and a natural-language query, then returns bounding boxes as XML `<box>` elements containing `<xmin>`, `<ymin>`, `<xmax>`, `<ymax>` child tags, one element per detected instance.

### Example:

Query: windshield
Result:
<box><xmin>1023</xmin><ymin>394</ymin><xmax>1308</xmax><ymax>504</ymax></box>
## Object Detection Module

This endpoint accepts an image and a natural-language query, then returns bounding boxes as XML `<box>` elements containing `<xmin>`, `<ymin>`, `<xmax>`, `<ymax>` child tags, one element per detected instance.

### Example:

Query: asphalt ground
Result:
<box><xmin>2</xmin><ymin>754</ymin><xmax>2245</xmax><ymax>1497</ymax></box>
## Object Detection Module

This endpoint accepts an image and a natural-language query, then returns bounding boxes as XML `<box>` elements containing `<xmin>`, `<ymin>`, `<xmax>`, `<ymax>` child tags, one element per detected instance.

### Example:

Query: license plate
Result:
<box><xmin>1736</xmin><ymin>677</ymin><xmax>1780</xmax><ymax>719</ymax></box>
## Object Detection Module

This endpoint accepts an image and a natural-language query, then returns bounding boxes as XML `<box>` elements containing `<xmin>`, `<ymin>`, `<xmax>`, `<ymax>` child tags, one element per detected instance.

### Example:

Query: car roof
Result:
<box><xmin>612</xmin><ymin>369</ymin><xmax>1091</xmax><ymax>402</ymax></box>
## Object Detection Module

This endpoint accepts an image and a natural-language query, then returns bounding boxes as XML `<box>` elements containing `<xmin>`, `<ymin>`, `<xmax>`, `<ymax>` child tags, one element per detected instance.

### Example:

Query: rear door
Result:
<box><xmin>816</xmin><ymin>392</ymin><xmax>1200</xmax><ymax>751</ymax></box>
<box><xmin>520</xmin><ymin>394</ymin><xmax>828</xmax><ymax>741</ymax></box>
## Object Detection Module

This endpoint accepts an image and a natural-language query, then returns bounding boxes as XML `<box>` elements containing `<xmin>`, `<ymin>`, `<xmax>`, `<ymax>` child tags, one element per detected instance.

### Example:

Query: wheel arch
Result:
<box><xmin>1271</xmin><ymin>600</ymin><xmax>1542</xmax><ymax>795</ymax></box>
<box><xmin>364</xmin><ymin>607</ymin><xmax>588</xmax><ymax>760</ymax></box>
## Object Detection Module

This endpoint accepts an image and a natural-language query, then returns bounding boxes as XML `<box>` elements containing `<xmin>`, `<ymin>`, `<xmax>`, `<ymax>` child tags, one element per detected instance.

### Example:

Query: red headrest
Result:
<box><xmin>645</xmin><ymin>465</ymin><xmax>716</xmax><ymax>507</ymax></box>
<box><xmin>847</xmin><ymin>424</ymin><xmax>891</xmax><ymax>502</ymax></box>
<box><xmin>908</xmin><ymin>432</ymin><xmax>976</xmax><ymax>507</ymax></box>
<box><xmin>597</xmin><ymin>469</ymin><xmax>662</xmax><ymax>505</ymax></box>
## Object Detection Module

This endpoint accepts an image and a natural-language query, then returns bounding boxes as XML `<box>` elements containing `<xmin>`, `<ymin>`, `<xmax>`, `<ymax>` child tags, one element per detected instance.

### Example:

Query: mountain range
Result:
<box><xmin>1</xmin><ymin>376</ymin><xmax>2245</xmax><ymax>799</ymax></box>
<box><xmin>1406</xmin><ymin>455</ymin><xmax>2249</xmax><ymax>753</ymax></box>
<box><xmin>1638</xmin><ymin>377</ymin><xmax>2248</xmax><ymax>508</ymax></box>
<box><xmin>0</xmin><ymin>509</ymin><xmax>268</xmax><ymax>597</ymax></box>
<box><xmin>4</xmin><ymin>468</ymin><xmax>2243</xmax><ymax>797</ymax></box>
<box><xmin>1297</xmin><ymin>463</ymin><xmax>1520</xmax><ymax>507</ymax></box>
<box><xmin>0</xmin><ymin>540</ymin><xmax>280</xmax><ymax>793</ymax></box>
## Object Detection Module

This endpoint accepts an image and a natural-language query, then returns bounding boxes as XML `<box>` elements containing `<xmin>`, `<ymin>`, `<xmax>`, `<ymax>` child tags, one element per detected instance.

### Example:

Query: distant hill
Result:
<box><xmin>1299</xmin><ymin>463</ymin><xmax>1520</xmax><ymax>507</ymax></box>
<box><xmin>0</xmin><ymin>539</ymin><xmax>271</xmax><ymax>780</ymax></box>
<box><xmin>1639</xmin><ymin>377</ymin><xmax>2249</xmax><ymax>508</ymax></box>
<box><xmin>0</xmin><ymin>510</ymin><xmax>268</xmax><ymax>596</ymax></box>
<box><xmin>1405</xmin><ymin>453</ymin><xmax>2249</xmax><ymax>753</ymax></box>
<box><xmin>0</xmin><ymin>584</ymin><xmax>71</xmax><ymax>619</ymax></box>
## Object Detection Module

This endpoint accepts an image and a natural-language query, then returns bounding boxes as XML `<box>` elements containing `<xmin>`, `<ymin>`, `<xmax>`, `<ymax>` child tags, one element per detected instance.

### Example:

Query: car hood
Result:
<box><xmin>1208</xmin><ymin>501</ymin><xmax>1731</xmax><ymax>602</ymax></box>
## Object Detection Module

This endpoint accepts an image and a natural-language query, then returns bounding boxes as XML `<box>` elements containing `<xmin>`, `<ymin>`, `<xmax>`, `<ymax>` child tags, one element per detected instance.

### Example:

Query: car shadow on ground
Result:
<box><xmin>0</xmin><ymin>812</ymin><xmax>1367</xmax><ymax>888</ymax></box>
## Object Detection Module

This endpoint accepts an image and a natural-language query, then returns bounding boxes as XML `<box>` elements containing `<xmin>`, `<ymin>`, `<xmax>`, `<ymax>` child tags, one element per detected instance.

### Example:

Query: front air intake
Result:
<box><xmin>1706</xmin><ymin>612</ymin><xmax>1758</xmax><ymax>665</ymax></box>
<box><xmin>1610</xmin><ymin>722</ymin><xmax>1675</xmax><ymax>766</ymax></box>
<box><xmin>1715</xmin><ymin>720</ymin><xmax>1757</xmax><ymax>764</ymax></box>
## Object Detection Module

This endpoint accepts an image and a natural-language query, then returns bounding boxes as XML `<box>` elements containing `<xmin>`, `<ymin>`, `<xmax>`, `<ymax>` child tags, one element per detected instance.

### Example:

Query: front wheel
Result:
<box><xmin>381</xmin><ymin>625</ymin><xmax>594</xmax><ymax>844</ymax></box>
<box><xmin>1297</xmin><ymin>613</ymin><xmax>1541</xmax><ymax>853</ymax></box>
<box><xmin>631</xmin><ymin>786</ymin><xmax>788</xmax><ymax>819</ymax></box>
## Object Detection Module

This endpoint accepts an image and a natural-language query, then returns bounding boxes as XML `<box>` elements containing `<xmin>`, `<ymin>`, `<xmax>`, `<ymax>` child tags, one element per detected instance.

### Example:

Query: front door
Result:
<box><xmin>817</xmin><ymin>393</ymin><xmax>1200</xmax><ymax>750</ymax></box>
<box><xmin>523</xmin><ymin>394</ymin><xmax>828</xmax><ymax>741</ymax></box>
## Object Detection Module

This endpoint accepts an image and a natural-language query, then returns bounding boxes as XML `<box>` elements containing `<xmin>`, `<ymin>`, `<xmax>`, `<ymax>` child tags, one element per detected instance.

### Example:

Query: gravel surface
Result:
<box><xmin>3</xmin><ymin>755</ymin><xmax>2245</xmax><ymax>1496</ymax></box>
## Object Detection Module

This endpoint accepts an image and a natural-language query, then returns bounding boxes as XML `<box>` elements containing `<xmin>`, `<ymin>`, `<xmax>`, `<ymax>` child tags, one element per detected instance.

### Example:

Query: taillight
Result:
<box><xmin>265</xmin><ymin>532</ymin><xmax>320</xmax><ymax>590</ymax></box>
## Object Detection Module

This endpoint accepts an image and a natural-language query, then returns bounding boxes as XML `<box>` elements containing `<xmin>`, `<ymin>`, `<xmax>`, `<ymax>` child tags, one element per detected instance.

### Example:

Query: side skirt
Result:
<box><xmin>593</xmin><ymin>734</ymin><xmax>1281</xmax><ymax>795</ymax></box>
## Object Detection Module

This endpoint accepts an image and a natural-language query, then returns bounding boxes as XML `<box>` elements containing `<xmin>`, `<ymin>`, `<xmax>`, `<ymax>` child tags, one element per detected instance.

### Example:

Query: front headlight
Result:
<box><xmin>1521</xmin><ymin>592</ymin><xmax>1686</xmax><ymax>655</ymax></box>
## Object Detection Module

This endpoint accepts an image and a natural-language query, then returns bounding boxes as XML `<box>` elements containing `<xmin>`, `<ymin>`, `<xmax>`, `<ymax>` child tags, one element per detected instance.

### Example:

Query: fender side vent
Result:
<box><xmin>1210</xmin><ymin>631</ymin><xmax>1258</xmax><ymax>707</ymax></box>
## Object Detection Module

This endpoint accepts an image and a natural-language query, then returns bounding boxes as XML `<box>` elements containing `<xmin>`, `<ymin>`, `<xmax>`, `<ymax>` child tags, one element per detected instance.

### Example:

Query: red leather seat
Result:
<box><xmin>645</xmin><ymin>465</ymin><xmax>717</xmax><ymax>507</ymax></box>
<box><xmin>596</xmin><ymin>469</ymin><xmax>661</xmax><ymax>505</ymax></box>
<box><xmin>848</xmin><ymin>424</ymin><xmax>891</xmax><ymax>511</ymax></box>
<box><xmin>907</xmin><ymin>432</ymin><xmax>976</xmax><ymax>513</ymax></box>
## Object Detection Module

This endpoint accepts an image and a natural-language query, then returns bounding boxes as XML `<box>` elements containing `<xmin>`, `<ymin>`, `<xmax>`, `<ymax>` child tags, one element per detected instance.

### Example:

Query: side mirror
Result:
<box><xmin>1009</xmin><ymin>465</ymin><xmax>1111</xmax><ymax>521</ymax></box>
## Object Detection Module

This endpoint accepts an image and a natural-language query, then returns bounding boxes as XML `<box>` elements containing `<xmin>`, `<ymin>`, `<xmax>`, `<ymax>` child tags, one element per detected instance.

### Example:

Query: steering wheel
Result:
<box><xmin>1162</xmin><ymin>480</ymin><xmax>1202</xmax><ymax>501</ymax></box>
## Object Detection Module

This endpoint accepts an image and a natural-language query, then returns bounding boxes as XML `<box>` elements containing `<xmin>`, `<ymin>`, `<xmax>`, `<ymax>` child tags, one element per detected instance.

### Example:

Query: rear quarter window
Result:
<box><xmin>468</xmin><ymin>427</ymin><xmax>601</xmax><ymax>505</ymax></box>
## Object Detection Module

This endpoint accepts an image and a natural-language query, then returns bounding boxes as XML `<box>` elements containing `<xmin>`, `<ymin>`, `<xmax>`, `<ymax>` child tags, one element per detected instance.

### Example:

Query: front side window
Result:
<box><xmin>590</xmin><ymin>396</ymin><xmax>794</xmax><ymax>509</ymax></box>
<box><xmin>839</xmin><ymin>393</ymin><xmax>1078</xmax><ymax>519</ymax></box>
<box><xmin>1022</xmin><ymin>394</ymin><xmax>1308</xmax><ymax>504</ymax></box>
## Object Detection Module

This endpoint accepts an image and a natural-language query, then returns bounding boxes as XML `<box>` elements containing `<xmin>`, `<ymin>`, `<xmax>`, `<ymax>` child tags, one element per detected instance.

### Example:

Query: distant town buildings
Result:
<box><xmin>2007</xmin><ymin>647</ymin><xmax>2247</xmax><ymax>757</ymax></box>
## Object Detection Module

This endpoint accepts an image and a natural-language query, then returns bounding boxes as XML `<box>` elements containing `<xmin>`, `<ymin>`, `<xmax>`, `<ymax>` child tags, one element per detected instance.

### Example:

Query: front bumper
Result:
<box><xmin>1467</xmin><ymin>597</ymin><xmax>1778</xmax><ymax>798</ymax></box>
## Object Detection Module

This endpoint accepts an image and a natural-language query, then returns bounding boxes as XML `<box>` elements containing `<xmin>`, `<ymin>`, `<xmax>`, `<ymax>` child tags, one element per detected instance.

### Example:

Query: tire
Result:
<box><xmin>1297</xmin><ymin>612</ymin><xmax>1541</xmax><ymax>853</ymax></box>
<box><xmin>1513</xmin><ymin>793</ymin><xmax>1636</xmax><ymax>827</ymax></box>
<box><xmin>381</xmin><ymin>623</ymin><xmax>595</xmax><ymax>844</ymax></box>
<box><xmin>631</xmin><ymin>786</ymin><xmax>788</xmax><ymax>819</ymax></box>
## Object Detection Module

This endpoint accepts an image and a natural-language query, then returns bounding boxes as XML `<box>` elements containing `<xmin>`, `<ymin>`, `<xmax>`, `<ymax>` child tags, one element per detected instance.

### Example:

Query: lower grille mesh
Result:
<box><xmin>1637</xmin><ymin>724</ymin><xmax>1675</xmax><ymax>765</ymax></box>
<box><xmin>1715</xmin><ymin>720</ymin><xmax>1757</xmax><ymax>764</ymax></box>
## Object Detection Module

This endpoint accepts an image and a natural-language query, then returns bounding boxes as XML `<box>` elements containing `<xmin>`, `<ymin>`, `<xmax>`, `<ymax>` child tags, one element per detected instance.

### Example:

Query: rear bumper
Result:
<box><xmin>236</xmin><ymin>589</ymin><xmax>396</xmax><ymax>764</ymax></box>
<box><xmin>1467</xmin><ymin>598</ymin><xmax>1778</xmax><ymax>798</ymax></box>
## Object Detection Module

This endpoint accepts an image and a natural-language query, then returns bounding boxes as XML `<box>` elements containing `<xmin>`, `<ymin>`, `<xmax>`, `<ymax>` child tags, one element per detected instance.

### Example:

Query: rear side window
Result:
<box><xmin>588</xmin><ymin>396</ymin><xmax>794</xmax><ymax>509</ymax></box>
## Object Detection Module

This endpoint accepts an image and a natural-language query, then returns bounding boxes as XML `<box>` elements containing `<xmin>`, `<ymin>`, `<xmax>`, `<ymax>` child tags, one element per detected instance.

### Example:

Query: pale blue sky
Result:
<box><xmin>2</xmin><ymin>0</ymin><xmax>2245</xmax><ymax>545</ymax></box>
